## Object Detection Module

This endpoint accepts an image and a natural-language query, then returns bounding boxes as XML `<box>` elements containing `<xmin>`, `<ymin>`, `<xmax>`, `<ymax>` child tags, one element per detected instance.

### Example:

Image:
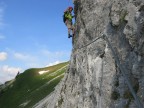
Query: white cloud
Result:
<box><xmin>1</xmin><ymin>65</ymin><xmax>21</xmax><ymax>75</ymax></box>
<box><xmin>5</xmin><ymin>49</ymin><xmax>34</xmax><ymax>61</ymax></box>
<box><xmin>0</xmin><ymin>65</ymin><xmax>22</xmax><ymax>83</ymax></box>
<box><xmin>14</xmin><ymin>53</ymin><xmax>30</xmax><ymax>60</ymax></box>
<box><xmin>5</xmin><ymin>49</ymin><xmax>40</xmax><ymax>68</ymax></box>
<box><xmin>14</xmin><ymin>52</ymin><xmax>37</xmax><ymax>61</ymax></box>
<box><xmin>13</xmin><ymin>52</ymin><xmax>43</xmax><ymax>68</ymax></box>
<box><xmin>5</xmin><ymin>48</ymin><xmax>70</xmax><ymax>70</ymax></box>
<box><xmin>40</xmin><ymin>49</ymin><xmax>70</xmax><ymax>67</ymax></box>
<box><xmin>0</xmin><ymin>52</ymin><xmax>7</xmax><ymax>61</ymax></box>
<box><xmin>0</xmin><ymin>76</ymin><xmax>12</xmax><ymax>84</ymax></box>
<box><xmin>47</xmin><ymin>61</ymin><xmax>61</xmax><ymax>66</ymax></box>
<box><xmin>41</xmin><ymin>49</ymin><xmax>70</xmax><ymax>59</ymax></box>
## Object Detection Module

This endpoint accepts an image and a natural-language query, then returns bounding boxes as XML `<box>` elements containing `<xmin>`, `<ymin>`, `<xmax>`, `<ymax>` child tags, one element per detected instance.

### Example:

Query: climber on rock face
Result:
<box><xmin>63</xmin><ymin>7</ymin><xmax>75</xmax><ymax>38</ymax></box>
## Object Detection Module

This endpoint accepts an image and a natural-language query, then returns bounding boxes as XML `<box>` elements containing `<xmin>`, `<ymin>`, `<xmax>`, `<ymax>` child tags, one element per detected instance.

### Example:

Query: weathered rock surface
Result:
<box><xmin>34</xmin><ymin>0</ymin><xmax>144</xmax><ymax>108</ymax></box>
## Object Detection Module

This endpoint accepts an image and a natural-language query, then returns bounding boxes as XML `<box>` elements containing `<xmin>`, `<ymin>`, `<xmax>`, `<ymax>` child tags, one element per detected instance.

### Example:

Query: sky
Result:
<box><xmin>0</xmin><ymin>0</ymin><xmax>74</xmax><ymax>84</ymax></box>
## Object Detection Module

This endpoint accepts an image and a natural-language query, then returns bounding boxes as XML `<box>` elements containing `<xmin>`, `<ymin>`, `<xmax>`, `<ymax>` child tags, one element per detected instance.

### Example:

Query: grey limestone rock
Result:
<box><xmin>34</xmin><ymin>0</ymin><xmax>144</xmax><ymax>108</ymax></box>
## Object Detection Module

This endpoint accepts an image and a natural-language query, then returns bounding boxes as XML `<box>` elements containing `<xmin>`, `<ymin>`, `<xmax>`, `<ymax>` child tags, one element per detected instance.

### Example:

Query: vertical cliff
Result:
<box><xmin>34</xmin><ymin>0</ymin><xmax>144</xmax><ymax>108</ymax></box>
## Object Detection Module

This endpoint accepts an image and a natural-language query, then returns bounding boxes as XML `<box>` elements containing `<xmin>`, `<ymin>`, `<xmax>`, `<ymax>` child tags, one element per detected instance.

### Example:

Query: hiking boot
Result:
<box><xmin>68</xmin><ymin>34</ymin><xmax>72</xmax><ymax>38</ymax></box>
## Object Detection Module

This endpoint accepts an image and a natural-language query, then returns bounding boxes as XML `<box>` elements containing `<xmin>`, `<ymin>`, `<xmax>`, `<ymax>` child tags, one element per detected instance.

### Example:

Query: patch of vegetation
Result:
<box><xmin>111</xmin><ymin>91</ymin><xmax>120</xmax><ymax>100</ymax></box>
<box><xmin>123</xmin><ymin>80</ymin><xmax>139</xmax><ymax>108</ymax></box>
<box><xmin>0</xmin><ymin>62</ymin><xmax>68</xmax><ymax>108</ymax></box>
<box><xmin>123</xmin><ymin>90</ymin><xmax>133</xmax><ymax>100</ymax></box>
<box><xmin>58</xmin><ymin>97</ymin><xmax>64</xmax><ymax>107</ymax></box>
<box><xmin>123</xmin><ymin>90</ymin><xmax>134</xmax><ymax>108</ymax></box>
<box><xmin>120</xmin><ymin>10</ymin><xmax>128</xmax><ymax>23</ymax></box>
<box><xmin>133</xmin><ymin>82</ymin><xmax>139</xmax><ymax>94</ymax></box>
<box><xmin>124</xmin><ymin>100</ymin><xmax>131</xmax><ymax>108</ymax></box>
<box><xmin>114</xmin><ymin>80</ymin><xmax>119</xmax><ymax>87</ymax></box>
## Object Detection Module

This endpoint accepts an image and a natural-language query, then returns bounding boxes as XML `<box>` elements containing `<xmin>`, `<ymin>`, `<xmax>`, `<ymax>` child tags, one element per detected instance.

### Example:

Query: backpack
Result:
<box><xmin>63</xmin><ymin>12</ymin><xmax>67</xmax><ymax>23</ymax></box>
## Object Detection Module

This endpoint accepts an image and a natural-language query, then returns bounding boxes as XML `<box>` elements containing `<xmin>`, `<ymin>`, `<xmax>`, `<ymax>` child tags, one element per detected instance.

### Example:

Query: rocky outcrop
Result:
<box><xmin>34</xmin><ymin>0</ymin><xmax>144</xmax><ymax>108</ymax></box>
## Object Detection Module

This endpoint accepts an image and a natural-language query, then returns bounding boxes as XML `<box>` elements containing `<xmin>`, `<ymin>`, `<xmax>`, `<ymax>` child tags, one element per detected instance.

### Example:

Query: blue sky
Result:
<box><xmin>0</xmin><ymin>0</ymin><xmax>74</xmax><ymax>83</ymax></box>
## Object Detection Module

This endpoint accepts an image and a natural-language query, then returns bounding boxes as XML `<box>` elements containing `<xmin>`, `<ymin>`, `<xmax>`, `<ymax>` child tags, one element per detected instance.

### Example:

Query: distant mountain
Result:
<box><xmin>0</xmin><ymin>62</ymin><xmax>68</xmax><ymax>108</ymax></box>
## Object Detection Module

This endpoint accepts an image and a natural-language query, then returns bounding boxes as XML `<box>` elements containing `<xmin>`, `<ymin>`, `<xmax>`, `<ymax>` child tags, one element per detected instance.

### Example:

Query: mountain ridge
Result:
<box><xmin>0</xmin><ymin>62</ymin><xmax>68</xmax><ymax>108</ymax></box>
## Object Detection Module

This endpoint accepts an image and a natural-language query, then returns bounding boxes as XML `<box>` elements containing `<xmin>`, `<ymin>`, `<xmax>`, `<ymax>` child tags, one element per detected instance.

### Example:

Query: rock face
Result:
<box><xmin>34</xmin><ymin>0</ymin><xmax>144</xmax><ymax>108</ymax></box>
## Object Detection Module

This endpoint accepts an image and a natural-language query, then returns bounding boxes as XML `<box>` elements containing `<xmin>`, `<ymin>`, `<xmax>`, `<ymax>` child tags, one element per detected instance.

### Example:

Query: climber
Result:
<box><xmin>63</xmin><ymin>6</ymin><xmax>75</xmax><ymax>38</ymax></box>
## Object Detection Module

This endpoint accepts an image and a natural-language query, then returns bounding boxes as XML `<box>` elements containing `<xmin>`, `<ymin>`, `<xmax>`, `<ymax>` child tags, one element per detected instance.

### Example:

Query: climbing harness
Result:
<box><xmin>74</xmin><ymin>34</ymin><xmax>143</xmax><ymax>108</ymax></box>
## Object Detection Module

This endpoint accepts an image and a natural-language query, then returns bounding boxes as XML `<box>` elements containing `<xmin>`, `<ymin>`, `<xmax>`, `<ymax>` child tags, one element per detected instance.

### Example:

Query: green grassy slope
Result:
<box><xmin>0</xmin><ymin>62</ymin><xmax>68</xmax><ymax>108</ymax></box>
